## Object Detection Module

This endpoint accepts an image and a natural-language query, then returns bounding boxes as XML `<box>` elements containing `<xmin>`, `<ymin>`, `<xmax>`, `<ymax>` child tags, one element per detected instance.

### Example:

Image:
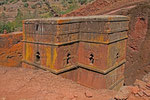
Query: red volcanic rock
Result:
<box><xmin>114</xmin><ymin>79</ymin><xmax>150</xmax><ymax>99</ymax></box>
<box><xmin>128</xmin><ymin>95</ymin><xmax>143</xmax><ymax>100</ymax></box>
<box><xmin>134</xmin><ymin>79</ymin><xmax>147</xmax><ymax>90</ymax></box>
<box><xmin>137</xmin><ymin>91</ymin><xmax>144</xmax><ymax>97</ymax></box>
<box><xmin>143</xmin><ymin>90</ymin><xmax>150</xmax><ymax>97</ymax></box>
<box><xmin>131</xmin><ymin>86</ymin><xmax>140</xmax><ymax>94</ymax></box>
<box><xmin>131</xmin><ymin>79</ymin><xmax>150</xmax><ymax>98</ymax></box>
<box><xmin>85</xmin><ymin>90</ymin><xmax>93</xmax><ymax>98</ymax></box>
<box><xmin>146</xmin><ymin>83</ymin><xmax>150</xmax><ymax>89</ymax></box>
<box><xmin>66</xmin><ymin>93</ymin><xmax>78</xmax><ymax>100</ymax></box>
<box><xmin>3</xmin><ymin>30</ymin><xmax>7</xmax><ymax>34</ymax></box>
<box><xmin>0</xmin><ymin>32</ymin><xmax>23</xmax><ymax>67</ymax></box>
<box><xmin>143</xmin><ymin>73</ymin><xmax>150</xmax><ymax>83</ymax></box>
<box><xmin>143</xmin><ymin>78</ymin><xmax>149</xmax><ymax>83</ymax></box>
<box><xmin>114</xmin><ymin>86</ymin><xmax>132</xmax><ymax>100</ymax></box>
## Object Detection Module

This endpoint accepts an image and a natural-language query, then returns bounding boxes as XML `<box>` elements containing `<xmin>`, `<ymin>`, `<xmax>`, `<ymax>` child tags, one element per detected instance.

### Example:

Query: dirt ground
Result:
<box><xmin>1</xmin><ymin>66</ymin><xmax>150</xmax><ymax>100</ymax></box>
<box><xmin>0</xmin><ymin>67</ymin><xmax>116</xmax><ymax>100</ymax></box>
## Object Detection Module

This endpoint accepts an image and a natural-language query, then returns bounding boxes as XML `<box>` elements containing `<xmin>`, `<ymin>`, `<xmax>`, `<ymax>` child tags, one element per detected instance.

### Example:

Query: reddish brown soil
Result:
<box><xmin>0</xmin><ymin>66</ymin><xmax>150</xmax><ymax>100</ymax></box>
<box><xmin>0</xmin><ymin>67</ymin><xmax>116</xmax><ymax>100</ymax></box>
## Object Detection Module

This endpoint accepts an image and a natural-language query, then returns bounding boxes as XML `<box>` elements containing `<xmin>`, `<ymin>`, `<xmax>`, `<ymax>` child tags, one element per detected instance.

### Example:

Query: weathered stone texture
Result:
<box><xmin>117</xmin><ymin>4</ymin><xmax>150</xmax><ymax>85</ymax></box>
<box><xmin>0</xmin><ymin>32</ymin><xmax>23</xmax><ymax>67</ymax></box>
<box><xmin>22</xmin><ymin>15</ymin><xmax>129</xmax><ymax>90</ymax></box>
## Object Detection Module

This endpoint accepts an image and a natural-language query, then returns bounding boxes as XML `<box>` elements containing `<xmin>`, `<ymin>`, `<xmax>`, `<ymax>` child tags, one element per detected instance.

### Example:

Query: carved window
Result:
<box><xmin>116</xmin><ymin>52</ymin><xmax>119</xmax><ymax>59</ymax></box>
<box><xmin>35</xmin><ymin>24</ymin><xmax>39</xmax><ymax>31</ymax></box>
<box><xmin>89</xmin><ymin>54</ymin><xmax>94</xmax><ymax>64</ymax></box>
<box><xmin>35</xmin><ymin>51</ymin><xmax>40</xmax><ymax>63</ymax></box>
<box><xmin>66</xmin><ymin>53</ymin><xmax>71</xmax><ymax>64</ymax></box>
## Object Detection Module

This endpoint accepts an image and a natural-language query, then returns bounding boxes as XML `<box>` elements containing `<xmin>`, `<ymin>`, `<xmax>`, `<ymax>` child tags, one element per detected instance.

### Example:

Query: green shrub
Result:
<box><xmin>68</xmin><ymin>0</ymin><xmax>74</xmax><ymax>4</ymax></box>
<box><xmin>24</xmin><ymin>3</ymin><xmax>29</xmax><ymax>7</ymax></box>
<box><xmin>0</xmin><ymin>22</ymin><xmax>15</xmax><ymax>34</ymax></box>
<box><xmin>0</xmin><ymin>7</ymin><xmax>41</xmax><ymax>33</ymax></box>
<box><xmin>0</xmin><ymin>1</ymin><xmax>5</xmax><ymax>6</ymax></box>
<box><xmin>0</xmin><ymin>0</ymin><xmax>10</xmax><ymax>5</ymax></box>
<box><xmin>13</xmin><ymin>0</ymin><xmax>20</xmax><ymax>4</ymax></box>
<box><xmin>10</xmin><ymin>0</ymin><xmax>15</xmax><ymax>3</ymax></box>
<box><xmin>3</xmin><ymin>7</ymin><xmax>6</xmax><ymax>11</ymax></box>
<box><xmin>31</xmin><ymin>4</ymin><xmax>36</xmax><ymax>9</ymax></box>
<box><xmin>1</xmin><ymin>12</ymin><xmax>7</xmax><ymax>22</ymax></box>
<box><xmin>22</xmin><ymin>0</ymin><xmax>27</xmax><ymax>2</ymax></box>
<box><xmin>35</xmin><ymin>2</ymin><xmax>42</xmax><ymax>8</ymax></box>
<box><xmin>78</xmin><ymin>0</ymin><xmax>87</xmax><ymax>5</ymax></box>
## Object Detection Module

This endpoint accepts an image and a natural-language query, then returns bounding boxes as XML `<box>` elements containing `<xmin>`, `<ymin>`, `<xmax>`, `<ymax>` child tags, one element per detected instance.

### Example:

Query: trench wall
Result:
<box><xmin>125</xmin><ymin>5</ymin><xmax>150</xmax><ymax>85</ymax></box>
<box><xmin>0</xmin><ymin>32</ymin><xmax>23</xmax><ymax>67</ymax></box>
<box><xmin>110</xmin><ymin>4</ymin><xmax>150</xmax><ymax>85</ymax></box>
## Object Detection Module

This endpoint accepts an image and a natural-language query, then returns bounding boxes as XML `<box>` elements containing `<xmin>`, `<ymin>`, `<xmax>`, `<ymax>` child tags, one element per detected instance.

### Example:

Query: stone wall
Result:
<box><xmin>125</xmin><ymin>4</ymin><xmax>150</xmax><ymax>85</ymax></box>
<box><xmin>0</xmin><ymin>32</ymin><xmax>23</xmax><ymax>67</ymax></box>
<box><xmin>111</xmin><ymin>4</ymin><xmax>150</xmax><ymax>85</ymax></box>
<box><xmin>0</xmin><ymin>32</ymin><xmax>22</xmax><ymax>49</ymax></box>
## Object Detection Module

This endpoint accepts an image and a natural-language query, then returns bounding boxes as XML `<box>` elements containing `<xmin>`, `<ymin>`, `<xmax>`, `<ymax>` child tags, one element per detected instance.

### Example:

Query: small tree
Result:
<box><xmin>33</xmin><ymin>9</ymin><xmax>39</xmax><ymax>18</ymax></box>
<box><xmin>1</xmin><ymin>12</ymin><xmax>7</xmax><ymax>23</ymax></box>
<box><xmin>15</xmin><ymin>9</ymin><xmax>23</xmax><ymax>28</ymax></box>
<box><xmin>16</xmin><ymin>9</ymin><xmax>23</xmax><ymax>19</ymax></box>
<box><xmin>0</xmin><ymin>22</ymin><xmax>14</xmax><ymax>34</ymax></box>
<box><xmin>24</xmin><ymin>3</ymin><xmax>29</xmax><ymax>7</ymax></box>
<box><xmin>78</xmin><ymin>0</ymin><xmax>87</xmax><ymax>5</ymax></box>
<box><xmin>31</xmin><ymin>4</ymin><xmax>36</xmax><ymax>9</ymax></box>
<box><xmin>68</xmin><ymin>0</ymin><xmax>74</xmax><ymax>4</ymax></box>
<box><xmin>22</xmin><ymin>0</ymin><xmax>27</xmax><ymax>2</ymax></box>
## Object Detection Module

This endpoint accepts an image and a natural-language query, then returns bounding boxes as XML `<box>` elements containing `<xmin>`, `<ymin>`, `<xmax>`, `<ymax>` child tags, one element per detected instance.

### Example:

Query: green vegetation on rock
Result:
<box><xmin>0</xmin><ymin>9</ymin><xmax>38</xmax><ymax>33</ymax></box>
<box><xmin>0</xmin><ymin>0</ymin><xmax>94</xmax><ymax>33</ymax></box>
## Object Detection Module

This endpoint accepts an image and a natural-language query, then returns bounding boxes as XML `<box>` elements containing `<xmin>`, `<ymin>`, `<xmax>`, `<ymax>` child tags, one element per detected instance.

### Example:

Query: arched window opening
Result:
<box><xmin>36</xmin><ymin>51</ymin><xmax>40</xmax><ymax>62</ymax></box>
<box><xmin>89</xmin><ymin>54</ymin><xmax>94</xmax><ymax>64</ymax></box>
<box><xmin>67</xmin><ymin>53</ymin><xmax>71</xmax><ymax>64</ymax></box>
